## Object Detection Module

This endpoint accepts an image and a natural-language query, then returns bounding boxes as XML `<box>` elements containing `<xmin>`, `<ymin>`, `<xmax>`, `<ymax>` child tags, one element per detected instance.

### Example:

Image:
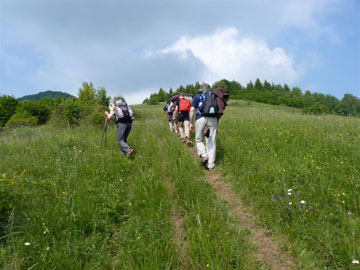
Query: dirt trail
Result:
<box><xmin>190</xmin><ymin>147</ymin><xmax>296</xmax><ymax>270</ymax></box>
<box><xmin>165</xmin><ymin>180</ymin><xmax>189</xmax><ymax>269</ymax></box>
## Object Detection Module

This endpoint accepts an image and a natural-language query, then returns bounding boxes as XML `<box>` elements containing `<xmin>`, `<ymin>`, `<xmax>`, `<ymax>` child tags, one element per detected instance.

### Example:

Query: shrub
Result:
<box><xmin>0</xmin><ymin>95</ymin><xmax>18</xmax><ymax>127</ymax></box>
<box><xmin>17</xmin><ymin>100</ymin><xmax>51</xmax><ymax>124</ymax></box>
<box><xmin>51</xmin><ymin>99</ymin><xmax>83</xmax><ymax>127</ymax></box>
<box><xmin>5</xmin><ymin>113</ymin><xmax>39</xmax><ymax>128</ymax></box>
<box><xmin>303</xmin><ymin>102</ymin><xmax>325</xmax><ymax>115</ymax></box>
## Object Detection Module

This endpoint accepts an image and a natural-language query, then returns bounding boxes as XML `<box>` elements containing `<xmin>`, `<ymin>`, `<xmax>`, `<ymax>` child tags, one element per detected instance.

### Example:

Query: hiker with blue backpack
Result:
<box><xmin>105</xmin><ymin>98</ymin><xmax>135</xmax><ymax>157</ymax></box>
<box><xmin>189</xmin><ymin>83</ymin><xmax>229</xmax><ymax>170</ymax></box>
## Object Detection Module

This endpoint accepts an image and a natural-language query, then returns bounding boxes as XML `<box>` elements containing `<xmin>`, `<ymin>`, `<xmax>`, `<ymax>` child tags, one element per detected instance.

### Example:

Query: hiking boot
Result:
<box><xmin>200</xmin><ymin>155</ymin><xmax>208</xmax><ymax>167</ymax></box>
<box><xmin>186</xmin><ymin>138</ymin><xmax>193</xmax><ymax>147</ymax></box>
<box><xmin>127</xmin><ymin>148</ymin><xmax>134</xmax><ymax>157</ymax></box>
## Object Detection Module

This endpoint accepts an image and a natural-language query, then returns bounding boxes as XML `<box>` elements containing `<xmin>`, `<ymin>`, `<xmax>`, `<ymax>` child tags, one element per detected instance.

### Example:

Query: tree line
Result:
<box><xmin>143</xmin><ymin>79</ymin><xmax>360</xmax><ymax>117</ymax></box>
<box><xmin>0</xmin><ymin>82</ymin><xmax>112</xmax><ymax>129</ymax></box>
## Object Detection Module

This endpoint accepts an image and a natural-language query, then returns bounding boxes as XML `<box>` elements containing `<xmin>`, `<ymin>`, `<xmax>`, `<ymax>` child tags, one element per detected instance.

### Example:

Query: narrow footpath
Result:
<box><xmin>190</xmin><ymin>147</ymin><xmax>296</xmax><ymax>270</ymax></box>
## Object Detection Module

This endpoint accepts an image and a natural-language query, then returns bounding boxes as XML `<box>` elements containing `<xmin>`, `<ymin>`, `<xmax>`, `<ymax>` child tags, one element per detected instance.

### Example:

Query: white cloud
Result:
<box><xmin>152</xmin><ymin>27</ymin><xmax>300</xmax><ymax>86</ymax></box>
<box><xmin>123</xmin><ymin>88</ymin><xmax>154</xmax><ymax>105</ymax></box>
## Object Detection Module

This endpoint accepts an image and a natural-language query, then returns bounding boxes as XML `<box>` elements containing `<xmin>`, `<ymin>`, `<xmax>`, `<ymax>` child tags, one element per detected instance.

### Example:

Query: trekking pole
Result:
<box><xmin>101</xmin><ymin>116</ymin><xmax>108</xmax><ymax>149</ymax></box>
<box><xmin>217</xmin><ymin>133</ymin><xmax>224</xmax><ymax>169</ymax></box>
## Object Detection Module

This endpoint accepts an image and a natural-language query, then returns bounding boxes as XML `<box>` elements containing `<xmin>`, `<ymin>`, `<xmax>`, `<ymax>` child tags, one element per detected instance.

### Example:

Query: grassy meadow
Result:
<box><xmin>0</xmin><ymin>101</ymin><xmax>359</xmax><ymax>269</ymax></box>
<box><xmin>220</xmin><ymin>100</ymin><xmax>360</xmax><ymax>269</ymax></box>
<box><xmin>0</xmin><ymin>105</ymin><xmax>260</xmax><ymax>269</ymax></box>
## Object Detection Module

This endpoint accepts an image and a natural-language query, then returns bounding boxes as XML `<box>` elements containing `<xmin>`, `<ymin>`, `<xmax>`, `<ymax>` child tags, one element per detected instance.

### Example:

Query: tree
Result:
<box><xmin>339</xmin><ymin>94</ymin><xmax>360</xmax><ymax>116</ymax></box>
<box><xmin>158</xmin><ymin>88</ymin><xmax>166</xmax><ymax>102</ymax></box>
<box><xmin>291</xmin><ymin>87</ymin><xmax>303</xmax><ymax>97</ymax></box>
<box><xmin>246</xmin><ymin>81</ymin><xmax>254</xmax><ymax>92</ymax></box>
<box><xmin>147</xmin><ymin>94</ymin><xmax>159</xmax><ymax>105</ymax></box>
<box><xmin>212</xmin><ymin>79</ymin><xmax>229</xmax><ymax>91</ymax></box>
<box><xmin>0</xmin><ymin>95</ymin><xmax>19</xmax><ymax>127</ymax></box>
<box><xmin>263</xmin><ymin>80</ymin><xmax>272</xmax><ymax>92</ymax></box>
<box><xmin>96</xmin><ymin>87</ymin><xmax>111</xmax><ymax>106</ymax></box>
<box><xmin>78</xmin><ymin>82</ymin><xmax>96</xmax><ymax>104</ymax></box>
<box><xmin>254</xmin><ymin>78</ymin><xmax>263</xmax><ymax>91</ymax></box>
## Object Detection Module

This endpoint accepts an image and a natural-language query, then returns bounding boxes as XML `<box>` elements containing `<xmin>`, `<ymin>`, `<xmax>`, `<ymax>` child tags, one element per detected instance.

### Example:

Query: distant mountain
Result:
<box><xmin>18</xmin><ymin>90</ymin><xmax>74</xmax><ymax>101</ymax></box>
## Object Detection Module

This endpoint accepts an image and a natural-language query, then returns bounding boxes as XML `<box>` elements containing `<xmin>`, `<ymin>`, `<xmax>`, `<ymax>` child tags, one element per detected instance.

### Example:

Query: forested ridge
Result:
<box><xmin>144</xmin><ymin>78</ymin><xmax>360</xmax><ymax>117</ymax></box>
<box><xmin>18</xmin><ymin>90</ymin><xmax>74</xmax><ymax>101</ymax></box>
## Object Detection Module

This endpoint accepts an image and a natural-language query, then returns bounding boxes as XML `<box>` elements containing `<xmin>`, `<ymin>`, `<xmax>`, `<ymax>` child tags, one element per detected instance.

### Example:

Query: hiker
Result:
<box><xmin>171</xmin><ymin>95</ymin><xmax>180</xmax><ymax>135</ymax></box>
<box><xmin>163</xmin><ymin>100</ymin><xmax>173</xmax><ymax>131</ymax></box>
<box><xmin>189</xmin><ymin>83</ymin><xmax>229</xmax><ymax>170</ymax></box>
<box><xmin>173</xmin><ymin>93</ymin><xmax>192</xmax><ymax>146</ymax></box>
<box><xmin>105</xmin><ymin>98</ymin><xmax>135</xmax><ymax>156</ymax></box>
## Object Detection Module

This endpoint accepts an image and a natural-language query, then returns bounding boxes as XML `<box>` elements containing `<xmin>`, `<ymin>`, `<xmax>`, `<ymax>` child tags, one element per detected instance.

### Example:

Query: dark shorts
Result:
<box><xmin>177</xmin><ymin>112</ymin><xmax>189</xmax><ymax>122</ymax></box>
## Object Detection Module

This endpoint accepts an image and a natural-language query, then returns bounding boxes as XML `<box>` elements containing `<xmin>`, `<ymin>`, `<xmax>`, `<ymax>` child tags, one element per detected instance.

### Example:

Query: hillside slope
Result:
<box><xmin>0</xmin><ymin>101</ymin><xmax>359</xmax><ymax>269</ymax></box>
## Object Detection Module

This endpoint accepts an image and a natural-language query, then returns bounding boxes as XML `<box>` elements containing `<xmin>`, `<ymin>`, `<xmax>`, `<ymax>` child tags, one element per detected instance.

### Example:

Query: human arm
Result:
<box><xmin>173</xmin><ymin>105</ymin><xmax>179</xmax><ymax>120</ymax></box>
<box><xmin>189</xmin><ymin>107</ymin><xmax>195</xmax><ymax>131</ymax></box>
<box><xmin>105</xmin><ymin>103</ymin><xmax>115</xmax><ymax>120</ymax></box>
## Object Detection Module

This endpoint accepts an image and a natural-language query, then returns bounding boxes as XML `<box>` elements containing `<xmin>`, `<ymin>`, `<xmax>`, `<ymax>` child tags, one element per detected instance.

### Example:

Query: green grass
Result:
<box><xmin>1</xmin><ymin>101</ymin><xmax>358</xmax><ymax>269</ymax></box>
<box><xmin>220</xmin><ymin>100</ymin><xmax>360</xmax><ymax>269</ymax></box>
<box><xmin>0</xmin><ymin>104</ymin><xmax>261</xmax><ymax>269</ymax></box>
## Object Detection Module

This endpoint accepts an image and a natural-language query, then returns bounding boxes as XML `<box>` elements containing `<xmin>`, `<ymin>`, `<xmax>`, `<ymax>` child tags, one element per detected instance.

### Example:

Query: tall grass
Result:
<box><xmin>220</xmin><ymin>100</ymin><xmax>360</xmax><ymax>269</ymax></box>
<box><xmin>0</xmin><ymin>104</ymin><xmax>261</xmax><ymax>269</ymax></box>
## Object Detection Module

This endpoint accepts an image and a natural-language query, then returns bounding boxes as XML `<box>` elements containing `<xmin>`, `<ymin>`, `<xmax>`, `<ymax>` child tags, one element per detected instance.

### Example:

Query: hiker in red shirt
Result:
<box><xmin>173</xmin><ymin>93</ymin><xmax>192</xmax><ymax>146</ymax></box>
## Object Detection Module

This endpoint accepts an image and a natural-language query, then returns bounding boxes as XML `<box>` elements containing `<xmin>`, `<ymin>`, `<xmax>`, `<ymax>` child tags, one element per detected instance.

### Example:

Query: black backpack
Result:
<box><xmin>115</xmin><ymin>104</ymin><xmax>133</xmax><ymax>123</ymax></box>
<box><xmin>199</xmin><ymin>90</ymin><xmax>218</xmax><ymax>117</ymax></box>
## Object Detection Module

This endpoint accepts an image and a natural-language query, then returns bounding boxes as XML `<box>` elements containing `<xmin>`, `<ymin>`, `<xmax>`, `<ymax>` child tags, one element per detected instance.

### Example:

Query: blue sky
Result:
<box><xmin>0</xmin><ymin>0</ymin><xmax>359</xmax><ymax>104</ymax></box>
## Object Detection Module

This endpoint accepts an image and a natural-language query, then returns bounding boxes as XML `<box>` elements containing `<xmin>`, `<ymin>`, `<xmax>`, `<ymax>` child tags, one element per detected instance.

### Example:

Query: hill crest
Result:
<box><xmin>18</xmin><ymin>90</ymin><xmax>74</xmax><ymax>101</ymax></box>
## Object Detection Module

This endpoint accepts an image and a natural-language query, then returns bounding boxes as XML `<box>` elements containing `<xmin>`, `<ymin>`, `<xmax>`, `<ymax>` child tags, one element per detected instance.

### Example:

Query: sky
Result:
<box><xmin>0</xmin><ymin>0</ymin><xmax>359</xmax><ymax>104</ymax></box>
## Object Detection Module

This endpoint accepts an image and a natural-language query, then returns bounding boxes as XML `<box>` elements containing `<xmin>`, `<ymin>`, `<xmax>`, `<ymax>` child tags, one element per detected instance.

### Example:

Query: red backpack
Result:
<box><xmin>179</xmin><ymin>98</ymin><xmax>190</xmax><ymax>112</ymax></box>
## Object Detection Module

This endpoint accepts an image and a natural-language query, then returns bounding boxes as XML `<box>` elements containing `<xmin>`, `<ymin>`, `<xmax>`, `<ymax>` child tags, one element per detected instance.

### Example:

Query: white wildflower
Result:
<box><xmin>301</xmin><ymin>200</ymin><xmax>306</xmax><ymax>204</ymax></box>
<box><xmin>288</xmin><ymin>202</ymin><xmax>292</xmax><ymax>205</ymax></box>
<box><xmin>287</xmin><ymin>192</ymin><xmax>291</xmax><ymax>195</ymax></box>
<box><xmin>24</xmin><ymin>242</ymin><xmax>31</xmax><ymax>246</ymax></box>
<box><xmin>352</xmin><ymin>259</ymin><xmax>359</xmax><ymax>264</ymax></box>
<box><xmin>287</xmin><ymin>189</ymin><xmax>292</xmax><ymax>192</ymax></box>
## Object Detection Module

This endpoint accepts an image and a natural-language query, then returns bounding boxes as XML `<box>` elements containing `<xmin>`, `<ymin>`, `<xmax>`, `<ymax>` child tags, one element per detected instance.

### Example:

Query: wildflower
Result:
<box><xmin>296</xmin><ymin>192</ymin><xmax>300</xmax><ymax>198</ymax></box>
<box><xmin>79</xmin><ymin>150</ymin><xmax>82</xmax><ymax>153</ymax></box>
<box><xmin>352</xmin><ymin>259</ymin><xmax>359</xmax><ymax>264</ymax></box>
<box><xmin>342</xmin><ymin>201</ymin><xmax>345</xmax><ymax>204</ymax></box>
<box><xmin>129</xmin><ymin>203</ymin><xmax>132</xmax><ymax>206</ymax></box>
<box><xmin>280</xmin><ymin>197</ymin><xmax>284</xmax><ymax>201</ymax></box>
<box><xmin>206</xmin><ymin>264</ymin><xmax>210</xmax><ymax>267</ymax></box>
<box><xmin>139</xmin><ymin>155</ymin><xmax>143</xmax><ymax>159</ymax></box>
<box><xmin>308</xmin><ymin>206</ymin><xmax>313</xmax><ymax>210</ymax></box>
<box><xmin>73</xmin><ymin>146</ymin><xmax>76</xmax><ymax>149</ymax></box>
<box><xmin>44</xmin><ymin>165</ymin><xmax>48</xmax><ymax>168</ymax></box>
<box><xmin>288</xmin><ymin>202</ymin><xmax>292</xmax><ymax>205</ymax></box>
<box><xmin>287</xmin><ymin>189</ymin><xmax>292</xmax><ymax>192</ymax></box>
<box><xmin>271</xmin><ymin>194</ymin><xmax>275</xmax><ymax>201</ymax></box>
<box><xmin>347</xmin><ymin>212</ymin><xmax>353</xmax><ymax>216</ymax></box>
<box><xmin>61</xmin><ymin>152</ymin><xmax>64</xmax><ymax>154</ymax></box>
<box><xmin>301</xmin><ymin>200</ymin><xmax>306</xmax><ymax>204</ymax></box>
<box><xmin>287</xmin><ymin>192</ymin><xmax>291</xmax><ymax>195</ymax></box>
<box><xmin>46</xmin><ymin>247</ymin><xmax>50</xmax><ymax>251</ymax></box>
<box><xmin>137</xmin><ymin>236</ymin><xmax>140</xmax><ymax>240</ymax></box>
<box><xmin>24</xmin><ymin>242</ymin><xmax>31</xmax><ymax>246</ymax></box>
